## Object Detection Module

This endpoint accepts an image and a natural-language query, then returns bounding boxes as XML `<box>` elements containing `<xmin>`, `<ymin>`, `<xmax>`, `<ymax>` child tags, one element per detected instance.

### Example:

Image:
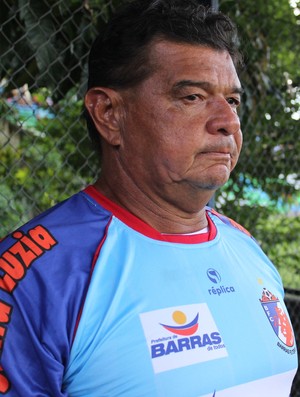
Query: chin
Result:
<box><xmin>201</xmin><ymin>182</ymin><xmax>226</xmax><ymax>191</ymax></box>
<box><xmin>188</xmin><ymin>179</ymin><xmax>226</xmax><ymax>192</ymax></box>
<box><xmin>194</xmin><ymin>173</ymin><xmax>230</xmax><ymax>191</ymax></box>
<box><xmin>193</xmin><ymin>165</ymin><xmax>231</xmax><ymax>187</ymax></box>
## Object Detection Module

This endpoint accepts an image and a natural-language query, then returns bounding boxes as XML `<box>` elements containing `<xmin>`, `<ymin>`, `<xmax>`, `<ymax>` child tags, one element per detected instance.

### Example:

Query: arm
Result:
<box><xmin>0</xmin><ymin>226</ymin><xmax>69</xmax><ymax>396</ymax></box>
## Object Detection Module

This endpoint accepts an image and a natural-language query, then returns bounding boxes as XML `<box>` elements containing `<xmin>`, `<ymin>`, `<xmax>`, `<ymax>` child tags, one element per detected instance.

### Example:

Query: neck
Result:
<box><xmin>94</xmin><ymin>172</ymin><xmax>214</xmax><ymax>235</ymax></box>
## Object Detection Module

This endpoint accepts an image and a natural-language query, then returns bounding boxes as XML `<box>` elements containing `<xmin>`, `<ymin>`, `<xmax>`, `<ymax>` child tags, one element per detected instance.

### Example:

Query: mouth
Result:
<box><xmin>200</xmin><ymin>151</ymin><xmax>232</xmax><ymax>159</ymax></box>
<box><xmin>199</xmin><ymin>143</ymin><xmax>234</xmax><ymax>157</ymax></box>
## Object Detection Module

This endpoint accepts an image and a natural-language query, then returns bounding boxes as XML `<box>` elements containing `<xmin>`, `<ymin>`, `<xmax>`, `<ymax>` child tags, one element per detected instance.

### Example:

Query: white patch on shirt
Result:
<box><xmin>140</xmin><ymin>303</ymin><xmax>227</xmax><ymax>373</ymax></box>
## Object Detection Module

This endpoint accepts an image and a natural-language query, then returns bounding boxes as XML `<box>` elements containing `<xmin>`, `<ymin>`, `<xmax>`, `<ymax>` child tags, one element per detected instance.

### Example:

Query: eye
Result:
<box><xmin>227</xmin><ymin>97</ymin><xmax>240</xmax><ymax>107</ymax></box>
<box><xmin>184</xmin><ymin>94</ymin><xmax>201</xmax><ymax>102</ymax></box>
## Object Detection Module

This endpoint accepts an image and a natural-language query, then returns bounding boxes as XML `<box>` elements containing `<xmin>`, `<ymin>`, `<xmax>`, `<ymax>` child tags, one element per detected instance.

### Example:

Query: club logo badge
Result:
<box><xmin>260</xmin><ymin>288</ymin><xmax>294</xmax><ymax>347</ymax></box>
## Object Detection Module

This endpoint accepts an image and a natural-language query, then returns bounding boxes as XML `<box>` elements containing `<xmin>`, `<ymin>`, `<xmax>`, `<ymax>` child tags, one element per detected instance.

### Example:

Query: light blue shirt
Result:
<box><xmin>63</xmin><ymin>207</ymin><xmax>297</xmax><ymax>396</ymax></box>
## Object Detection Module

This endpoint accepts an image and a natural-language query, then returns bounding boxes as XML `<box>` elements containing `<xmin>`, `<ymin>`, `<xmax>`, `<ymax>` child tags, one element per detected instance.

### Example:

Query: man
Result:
<box><xmin>0</xmin><ymin>0</ymin><xmax>297</xmax><ymax>396</ymax></box>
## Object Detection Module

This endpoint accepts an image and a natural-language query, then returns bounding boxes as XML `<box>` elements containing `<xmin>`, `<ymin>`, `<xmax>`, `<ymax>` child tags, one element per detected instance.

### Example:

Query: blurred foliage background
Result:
<box><xmin>219</xmin><ymin>0</ymin><xmax>300</xmax><ymax>289</ymax></box>
<box><xmin>0</xmin><ymin>0</ymin><xmax>299</xmax><ymax>292</ymax></box>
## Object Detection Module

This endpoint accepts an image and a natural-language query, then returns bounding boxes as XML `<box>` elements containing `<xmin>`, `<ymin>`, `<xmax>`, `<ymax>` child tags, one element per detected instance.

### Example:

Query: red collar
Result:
<box><xmin>84</xmin><ymin>185</ymin><xmax>217</xmax><ymax>244</ymax></box>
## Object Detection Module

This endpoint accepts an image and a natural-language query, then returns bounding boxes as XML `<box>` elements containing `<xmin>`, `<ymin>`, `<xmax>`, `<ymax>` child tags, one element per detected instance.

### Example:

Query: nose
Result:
<box><xmin>206</xmin><ymin>99</ymin><xmax>241</xmax><ymax>136</ymax></box>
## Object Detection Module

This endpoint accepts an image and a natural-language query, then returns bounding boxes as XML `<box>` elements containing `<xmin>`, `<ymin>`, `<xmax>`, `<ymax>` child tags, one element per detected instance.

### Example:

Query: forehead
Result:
<box><xmin>146</xmin><ymin>39</ymin><xmax>240</xmax><ymax>90</ymax></box>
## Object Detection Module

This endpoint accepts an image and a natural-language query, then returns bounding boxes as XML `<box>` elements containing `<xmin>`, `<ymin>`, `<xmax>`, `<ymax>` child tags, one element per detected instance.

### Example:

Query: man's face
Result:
<box><xmin>117</xmin><ymin>40</ymin><xmax>243</xmax><ymax>203</ymax></box>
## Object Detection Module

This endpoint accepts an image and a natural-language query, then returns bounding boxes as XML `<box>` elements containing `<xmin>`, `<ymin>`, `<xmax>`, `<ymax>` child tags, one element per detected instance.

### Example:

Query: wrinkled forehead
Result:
<box><xmin>145</xmin><ymin>39</ymin><xmax>241</xmax><ymax>90</ymax></box>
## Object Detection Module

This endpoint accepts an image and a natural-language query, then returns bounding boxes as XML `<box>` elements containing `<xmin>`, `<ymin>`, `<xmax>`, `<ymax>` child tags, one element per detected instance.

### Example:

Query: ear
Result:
<box><xmin>85</xmin><ymin>87</ymin><xmax>124</xmax><ymax>146</ymax></box>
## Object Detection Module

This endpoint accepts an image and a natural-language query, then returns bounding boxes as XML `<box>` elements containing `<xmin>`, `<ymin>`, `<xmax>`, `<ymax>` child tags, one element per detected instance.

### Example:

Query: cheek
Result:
<box><xmin>231</xmin><ymin>131</ymin><xmax>243</xmax><ymax>168</ymax></box>
<box><xmin>236</xmin><ymin>131</ymin><xmax>243</xmax><ymax>153</ymax></box>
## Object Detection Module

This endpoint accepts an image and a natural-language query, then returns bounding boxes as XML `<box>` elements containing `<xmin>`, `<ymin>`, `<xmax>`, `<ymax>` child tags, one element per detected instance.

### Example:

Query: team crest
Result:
<box><xmin>260</xmin><ymin>288</ymin><xmax>294</xmax><ymax>347</ymax></box>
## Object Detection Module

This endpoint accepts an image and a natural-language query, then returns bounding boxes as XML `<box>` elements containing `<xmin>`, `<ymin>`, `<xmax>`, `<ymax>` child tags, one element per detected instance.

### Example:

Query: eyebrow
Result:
<box><xmin>172</xmin><ymin>80</ymin><xmax>244</xmax><ymax>95</ymax></box>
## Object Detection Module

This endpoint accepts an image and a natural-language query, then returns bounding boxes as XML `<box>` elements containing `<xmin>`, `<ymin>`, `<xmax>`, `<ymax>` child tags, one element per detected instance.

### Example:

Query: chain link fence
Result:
<box><xmin>0</xmin><ymin>0</ymin><xmax>299</xmax><ymax>394</ymax></box>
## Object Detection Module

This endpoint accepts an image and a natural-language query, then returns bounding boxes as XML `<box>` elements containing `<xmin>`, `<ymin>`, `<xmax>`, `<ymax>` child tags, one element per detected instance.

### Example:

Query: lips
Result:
<box><xmin>199</xmin><ymin>143</ymin><xmax>234</xmax><ymax>158</ymax></box>
<box><xmin>201</xmin><ymin>151</ymin><xmax>231</xmax><ymax>155</ymax></box>
<box><xmin>199</xmin><ymin>151</ymin><xmax>232</xmax><ymax>159</ymax></box>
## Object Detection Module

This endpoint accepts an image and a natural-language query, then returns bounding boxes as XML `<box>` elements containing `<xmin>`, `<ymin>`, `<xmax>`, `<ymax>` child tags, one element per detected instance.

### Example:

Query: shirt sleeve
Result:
<box><xmin>0</xmin><ymin>192</ymin><xmax>110</xmax><ymax>395</ymax></box>
<box><xmin>0</xmin><ymin>224</ymin><xmax>73</xmax><ymax>396</ymax></box>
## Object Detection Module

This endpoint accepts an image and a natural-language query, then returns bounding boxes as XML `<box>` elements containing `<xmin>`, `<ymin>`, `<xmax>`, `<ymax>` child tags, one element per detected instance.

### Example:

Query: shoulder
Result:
<box><xmin>1</xmin><ymin>190</ymin><xmax>111</xmax><ymax>248</ymax></box>
<box><xmin>0</xmin><ymin>189</ymin><xmax>112</xmax><ymax>295</ymax></box>
<box><xmin>206</xmin><ymin>207</ymin><xmax>253</xmax><ymax>238</ymax></box>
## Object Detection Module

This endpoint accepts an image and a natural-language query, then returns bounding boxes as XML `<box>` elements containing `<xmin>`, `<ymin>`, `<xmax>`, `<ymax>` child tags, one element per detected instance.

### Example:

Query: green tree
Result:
<box><xmin>0</xmin><ymin>0</ymin><xmax>123</xmax><ymax>233</ymax></box>
<box><xmin>218</xmin><ymin>0</ymin><xmax>300</xmax><ymax>225</ymax></box>
<box><xmin>0</xmin><ymin>0</ymin><xmax>124</xmax><ymax>99</ymax></box>
<box><xmin>0</xmin><ymin>90</ymin><xmax>98</xmax><ymax>233</ymax></box>
<box><xmin>218</xmin><ymin>0</ymin><xmax>300</xmax><ymax>289</ymax></box>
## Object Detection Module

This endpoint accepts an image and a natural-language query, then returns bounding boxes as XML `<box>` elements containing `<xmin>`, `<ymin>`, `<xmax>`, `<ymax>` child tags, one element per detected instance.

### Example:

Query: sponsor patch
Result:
<box><xmin>140</xmin><ymin>303</ymin><xmax>227</xmax><ymax>373</ymax></box>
